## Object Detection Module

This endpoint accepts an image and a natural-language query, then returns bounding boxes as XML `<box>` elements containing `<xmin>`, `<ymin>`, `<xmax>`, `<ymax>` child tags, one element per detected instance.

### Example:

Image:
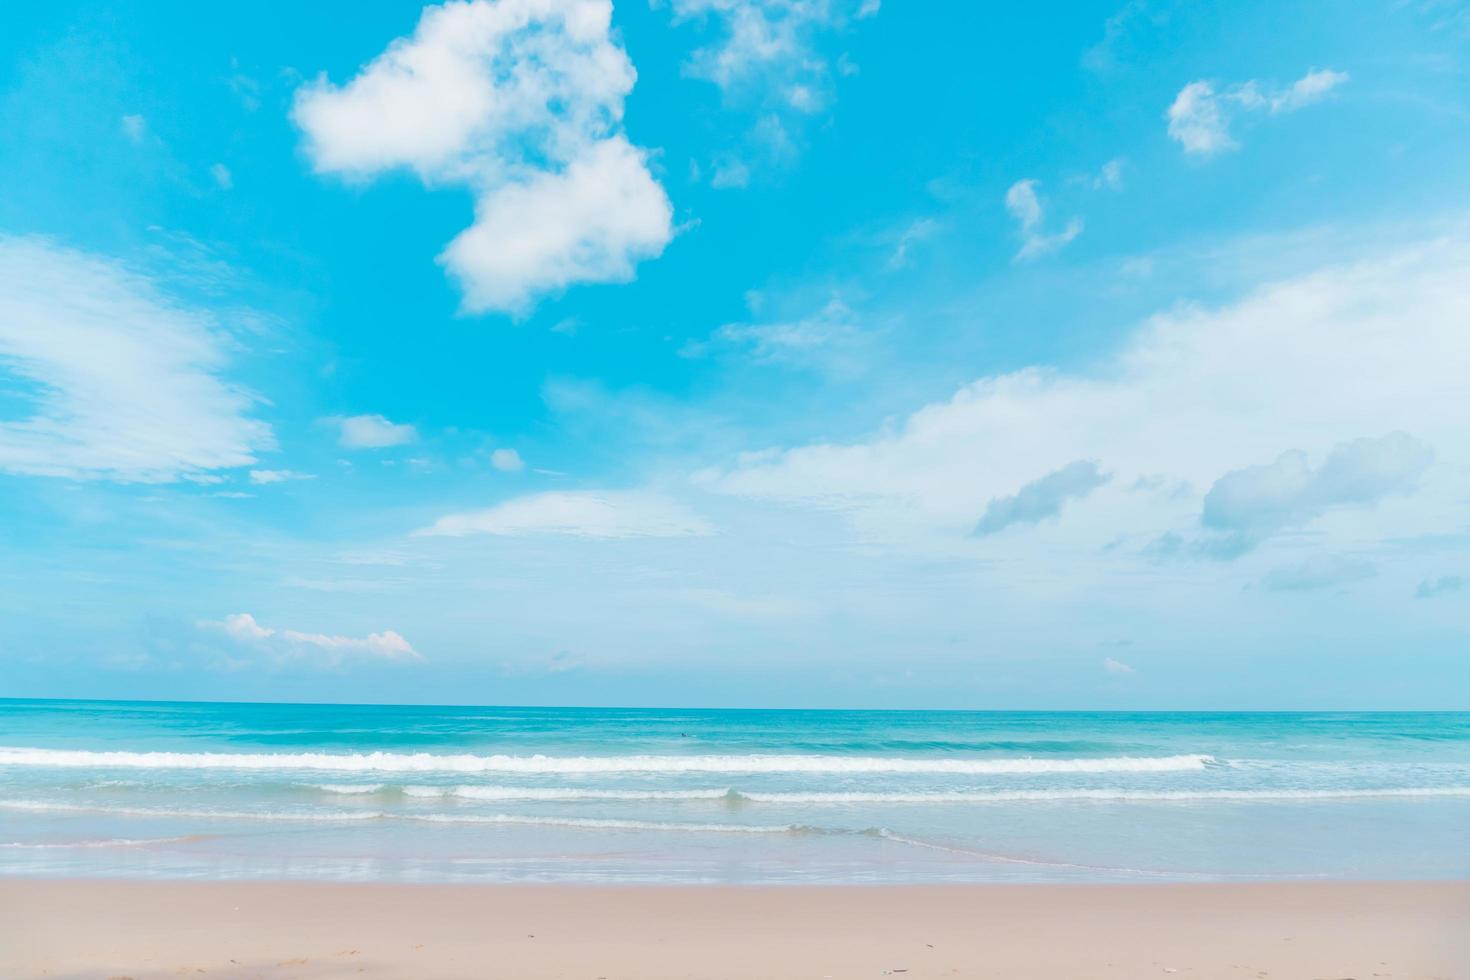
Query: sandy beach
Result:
<box><xmin>1</xmin><ymin>879</ymin><xmax>1466</xmax><ymax>979</ymax></box>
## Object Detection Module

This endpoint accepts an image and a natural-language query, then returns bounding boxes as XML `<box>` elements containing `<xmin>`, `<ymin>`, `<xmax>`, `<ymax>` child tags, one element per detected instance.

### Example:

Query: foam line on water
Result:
<box><xmin>0</xmin><ymin>746</ymin><xmax>1218</xmax><ymax>775</ymax></box>
<box><xmin>319</xmin><ymin>784</ymin><xmax>1470</xmax><ymax>804</ymax></box>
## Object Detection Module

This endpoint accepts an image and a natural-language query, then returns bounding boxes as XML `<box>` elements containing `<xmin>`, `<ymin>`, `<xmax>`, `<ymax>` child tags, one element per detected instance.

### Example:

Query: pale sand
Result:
<box><xmin>1</xmin><ymin>880</ymin><xmax>1466</xmax><ymax>979</ymax></box>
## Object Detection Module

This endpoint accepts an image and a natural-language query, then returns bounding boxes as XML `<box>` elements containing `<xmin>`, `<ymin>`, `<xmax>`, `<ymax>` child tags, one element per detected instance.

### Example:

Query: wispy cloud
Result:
<box><xmin>490</xmin><ymin>448</ymin><xmax>525</xmax><ymax>472</ymax></box>
<box><xmin>0</xmin><ymin>236</ymin><xmax>271</xmax><ymax>482</ymax></box>
<box><xmin>202</xmin><ymin>612</ymin><xmax>422</xmax><ymax>665</ymax></box>
<box><xmin>1167</xmin><ymin>69</ymin><xmax>1349</xmax><ymax>156</ymax></box>
<box><xmin>332</xmin><ymin>414</ymin><xmax>417</xmax><ymax>449</ymax></box>
<box><xmin>419</xmin><ymin>490</ymin><xmax>714</xmax><ymax>538</ymax></box>
<box><xmin>1005</xmin><ymin>179</ymin><xmax>1083</xmax><ymax>260</ymax></box>
<box><xmin>249</xmin><ymin>469</ymin><xmax>314</xmax><ymax>485</ymax></box>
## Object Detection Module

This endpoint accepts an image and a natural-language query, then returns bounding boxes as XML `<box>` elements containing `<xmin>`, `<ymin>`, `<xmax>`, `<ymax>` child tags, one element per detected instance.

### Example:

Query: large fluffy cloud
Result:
<box><xmin>0</xmin><ymin>236</ymin><xmax>272</xmax><ymax>483</ymax></box>
<box><xmin>293</xmin><ymin>0</ymin><xmax>673</xmax><ymax>313</ymax></box>
<box><xmin>698</xmin><ymin>236</ymin><xmax>1470</xmax><ymax>557</ymax></box>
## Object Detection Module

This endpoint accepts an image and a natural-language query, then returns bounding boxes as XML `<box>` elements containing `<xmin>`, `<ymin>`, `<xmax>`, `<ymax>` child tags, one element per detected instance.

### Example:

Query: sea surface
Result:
<box><xmin>1</xmin><ymin>700</ymin><xmax>1467</xmax><ymax>884</ymax></box>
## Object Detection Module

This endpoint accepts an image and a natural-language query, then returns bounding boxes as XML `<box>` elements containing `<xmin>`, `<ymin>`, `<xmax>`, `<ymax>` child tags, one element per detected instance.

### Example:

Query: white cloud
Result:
<box><xmin>1167</xmin><ymin>69</ymin><xmax>1348</xmax><ymax>156</ymax></box>
<box><xmin>210</xmin><ymin>163</ymin><xmax>233</xmax><ymax>189</ymax></box>
<box><xmin>490</xmin><ymin>448</ymin><xmax>525</xmax><ymax>472</ymax></box>
<box><xmin>249</xmin><ymin>469</ymin><xmax>314</xmax><ymax>485</ymax></box>
<box><xmin>0</xmin><ymin>236</ymin><xmax>272</xmax><ymax>482</ymax></box>
<box><xmin>334</xmin><ymin>414</ymin><xmax>417</xmax><ymax>449</ymax></box>
<box><xmin>1166</xmin><ymin>81</ymin><xmax>1233</xmax><ymax>155</ymax></box>
<box><xmin>1103</xmin><ymin>657</ymin><xmax>1135</xmax><ymax>675</ymax></box>
<box><xmin>120</xmin><ymin>114</ymin><xmax>146</xmax><ymax>144</ymax></box>
<box><xmin>1267</xmin><ymin>68</ymin><xmax>1350</xmax><ymax>114</ymax></box>
<box><xmin>697</xmin><ymin>235</ymin><xmax>1470</xmax><ymax>557</ymax></box>
<box><xmin>418</xmin><ymin>490</ymin><xmax>715</xmax><ymax>538</ymax></box>
<box><xmin>204</xmin><ymin>612</ymin><xmax>421</xmax><ymax>664</ymax></box>
<box><xmin>1005</xmin><ymin>179</ymin><xmax>1083</xmax><ymax>260</ymax></box>
<box><xmin>292</xmin><ymin>0</ymin><xmax>673</xmax><ymax>313</ymax></box>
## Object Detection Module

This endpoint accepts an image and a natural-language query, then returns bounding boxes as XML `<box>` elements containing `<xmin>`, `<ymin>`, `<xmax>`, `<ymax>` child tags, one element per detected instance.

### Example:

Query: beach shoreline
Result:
<box><xmin>2</xmin><ymin>878</ymin><xmax>1466</xmax><ymax>979</ymax></box>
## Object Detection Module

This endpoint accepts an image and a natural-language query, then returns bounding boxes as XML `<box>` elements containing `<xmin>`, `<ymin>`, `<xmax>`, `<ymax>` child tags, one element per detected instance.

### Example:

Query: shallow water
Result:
<box><xmin>2</xmin><ymin>699</ymin><xmax>1466</xmax><ymax>883</ymax></box>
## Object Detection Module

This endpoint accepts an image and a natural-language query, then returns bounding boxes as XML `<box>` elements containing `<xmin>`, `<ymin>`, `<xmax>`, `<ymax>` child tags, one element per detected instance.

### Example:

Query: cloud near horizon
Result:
<box><xmin>293</xmin><ymin>0</ymin><xmax>674</xmax><ymax>313</ymax></box>
<box><xmin>202</xmin><ymin>612</ymin><xmax>421</xmax><ymax>665</ymax></box>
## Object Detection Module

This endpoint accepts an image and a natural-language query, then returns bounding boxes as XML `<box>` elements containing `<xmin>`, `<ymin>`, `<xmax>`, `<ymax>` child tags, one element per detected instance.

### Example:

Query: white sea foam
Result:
<box><xmin>0</xmin><ymin>800</ymin><xmax>385</xmax><ymax>822</ymax></box>
<box><xmin>409</xmin><ymin>785</ymin><xmax>736</xmax><ymax>802</ymax></box>
<box><xmin>312</xmin><ymin>783</ymin><xmax>386</xmax><ymax>795</ymax></box>
<box><xmin>0</xmin><ymin>835</ymin><xmax>205</xmax><ymax>850</ymax></box>
<box><xmin>738</xmin><ymin>787</ymin><xmax>1470</xmax><ymax>804</ymax></box>
<box><xmin>407</xmin><ymin>813</ymin><xmax>799</xmax><ymax>834</ymax></box>
<box><xmin>0</xmin><ymin>746</ymin><xmax>1218</xmax><ymax>775</ymax></box>
<box><xmin>305</xmin><ymin>783</ymin><xmax>1470</xmax><ymax>805</ymax></box>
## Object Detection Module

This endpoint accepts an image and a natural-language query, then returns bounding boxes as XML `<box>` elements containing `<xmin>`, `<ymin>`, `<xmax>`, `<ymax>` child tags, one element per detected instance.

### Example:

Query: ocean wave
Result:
<box><xmin>405</xmin><ymin>785</ymin><xmax>737</xmax><ymax>801</ymax></box>
<box><xmin>0</xmin><ymin>799</ymin><xmax>799</xmax><ymax>835</ymax></box>
<box><xmin>0</xmin><ymin>834</ymin><xmax>208</xmax><ymax>850</ymax></box>
<box><xmin>0</xmin><ymin>746</ymin><xmax>1217</xmax><ymax>775</ymax></box>
<box><xmin>0</xmin><ymin>800</ymin><xmax>385</xmax><ymax>822</ymax></box>
<box><xmin>407</xmin><ymin>813</ymin><xmax>799</xmax><ymax>834</ymax></box>
<box><xmin>739</xmin><ymin>787</ymin><xmax>1470</xmax><ymax>803</ymax></box>
<box><xmin>312</xmin><ymin>783</ymin><xmax>386</xmax><ymax>795</ymax></box>
<box><xmin>315</xmin><ymin>783</ymin><xmax>1470</xmax><ymax>804</ymax></box>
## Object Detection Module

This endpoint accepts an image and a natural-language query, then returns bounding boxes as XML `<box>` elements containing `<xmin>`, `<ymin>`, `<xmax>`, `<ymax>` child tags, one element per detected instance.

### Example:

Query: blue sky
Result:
<box><xmin>2</xmin><ymin>0</ymin><xmax>1469</xmax><ymax>708</ymax></box>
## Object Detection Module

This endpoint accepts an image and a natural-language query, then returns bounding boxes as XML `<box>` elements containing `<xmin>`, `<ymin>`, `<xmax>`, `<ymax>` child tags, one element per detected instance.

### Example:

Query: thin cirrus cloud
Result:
<box><xmin>973</xmin><ymin>460</ymin><xmax>1110</xmax><ymax>537</ymax></box>
<box><xmin>1167</xmin><ymin>68</ymin><xmax>1348</xmax><ymax>156</ymax></box>
<box><xmin>202</xmin><ymin>612</ymin><xmax>422</xmax><ymax>664</ymax></box>
<box><xmin>1004</xmin><ymin>179</ymin><xmax>1082</xmax><ymax>260</ymax></box>
<box><xmin>292</xmin><ymin>0</ymin><xmax>673</xmax><ymax>314</ymax></box>
<box><xmin>670</xmin><ymin>0</ymin><xmax>877</xmax><ymax>178</ymax></box>
<box><xmin>0</xmin><ymin>236</ymin><xmax>272</xmax><ymax>483</ymax></box>
<box><xmin>418</xmin><ymin>490</ymin><xmax>714</xmax><ymax>538</ymax></box>
<box><xmin>698</xmin><ymin>234</ymin><xmax>1470</xmax><ymax>555</ymax></box>
<box><xmin>670</xmin><ymin>0</ymin><xmax>875</xmax><ymax>111</ymax></box>
<box><xmin>248</xmin><ymin>469</ymin><xmax>314</xmax><ymax>485</ymax></box>
<box><xmin>333</xmin><ymin>414</ymin><xmax>418</xmax><ymax>449</ymax></box>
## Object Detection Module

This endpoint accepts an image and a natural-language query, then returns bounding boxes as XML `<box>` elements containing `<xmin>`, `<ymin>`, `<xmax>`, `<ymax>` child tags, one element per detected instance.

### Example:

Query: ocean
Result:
<box><xmin>1</xmin><ymin>699</ymin><xmax>1466</xmax><ymax>884</ymax></box>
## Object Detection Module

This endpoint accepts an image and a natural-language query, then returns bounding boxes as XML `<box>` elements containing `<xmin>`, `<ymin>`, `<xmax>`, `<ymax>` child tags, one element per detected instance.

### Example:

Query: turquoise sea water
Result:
<box><xmin>1</xmin><ymin>700</ymin><xmax>1467</xmax><ymax>884</ymax></box>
